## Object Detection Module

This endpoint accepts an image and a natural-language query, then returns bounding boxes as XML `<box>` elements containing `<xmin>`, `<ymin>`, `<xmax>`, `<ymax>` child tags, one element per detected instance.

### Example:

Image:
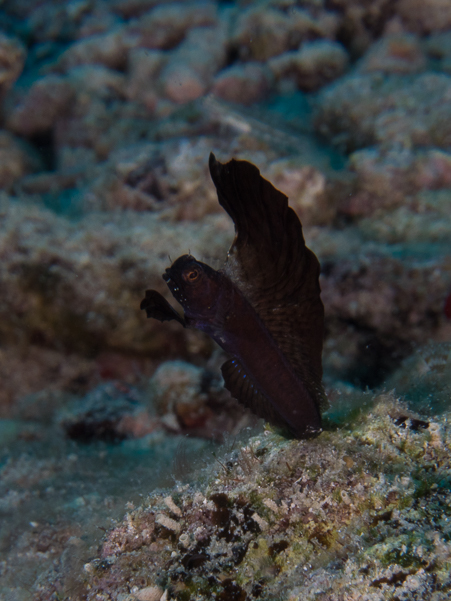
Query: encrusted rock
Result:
<box><xmin>232</xmin><ymin>5</ymin><xmax>339</xmax><ymax>62</ymax></box>
<box><xmin>150</xmin><ymin>361</ymin><xmax>212</xmax><ymax>430</ymax></box>
<box><xmin>321</xmin><ymin>251</ymin><xmax>450</xmax><ymax>348</ymax></box>
<box><xmin>162</xmin><ymin>63</ymin><xmax>207</xmax><ymax>104</ymax></box>
<box><xmin>266</xmin><ymin>159</ymin><xmax>332</xmax><ymax>226</ymax></box>
<box><xmin>111</xmin><ymin>0</ymin><xmax>161</xmax><ymax>19</ymax></box>
<box><xmin>357</xmin><ymin>33</ymin><xmax>426</xmax><ymax>74</ymax></box>
<box><xmin>161</xmin><ymin>26</ymin><xmax>226</xmax><ymax>103</ymax></box>
<box><xmin>126</xmin><ymin>48</ymin><xmax>167</xmax><ymax>108</ymax></box>
<box><xmin>133</xmin><ymin>586</ymin><xmax>164</xmax><ymax>601</ymax></box>
<box><xmin>0</xmin><ymin>33</ymin><xmax>26</xmax><ymax>95</ymax></box>
<box><xmin>0</xmin><ymin>194</ymin><xmax>228</xmax><ymax>355</ymax></box>
<box><xmin>0</xmin><ymin>131</ymin><xmax>41</xmax><ymax>190</ymax></box>
<box><xmin>314</xmin><ymin>71</ymin><xmax>451</xmax><ymax>151</ymax></box>
<box><xmin>424</xmin><ymin>31</ymin><xmax>451</xmax><ymax>73</ymax></box>
<box><xmin>60</xmin><ymin>382</ymin><xmax>156</xmax><ymax>443</ymax></box>
<box><xmin>386</xmin><ymin>342</ymin><xmax>451</xmax><ymax>415</ymax></box>
<box><xmin>269</xmin><ymin>40</ymin><xmax>349</xmax><ymax>92</ymax></box>
<box><xmin>212</xmin><ymin>62</ymin><xmax>272</xmax><ymax>105</ymax></box>
<box><xmin>397</xmin><ymin>0</ymin><xmax>451</xmax><ymax>33</ymax></box>
<box><xmin>126</xmin><ymin>2</ymin><xmax>217</xmax><ymax>50</ymax></box>
<box><xmin>78</xmin><ymin>392</ymin><xmax>451</xmax><ymax>600</ymax></box>
<box><xmin>6</xmin><ymin>75</ymin><xmax>74</xmax><ymax>137</ymax></box>
<box><xmin>27</xmin><ymin>1</ymin><xmax>88</xmax><ymax>42</ymax></box>
<box><xmin>58</xmin><ymin>28</ymin><xmax>135</xmax><ymax>71</ymax></box>
<box><xmin>341</xmin><ymin>147</ymin><xmax>451</xmax><ymax>217</ymax></box>
<box><xmin>0</xmin><ymin>345</ymin><xmax>95</xmax><ymax>414</ymax></box>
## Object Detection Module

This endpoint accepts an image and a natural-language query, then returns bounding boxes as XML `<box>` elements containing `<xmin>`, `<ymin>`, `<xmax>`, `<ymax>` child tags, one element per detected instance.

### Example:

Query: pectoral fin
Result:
<box><xmin>141</xmin><ymin>290</ymin><xmax>186</xmax><ymax>326</ymax></box>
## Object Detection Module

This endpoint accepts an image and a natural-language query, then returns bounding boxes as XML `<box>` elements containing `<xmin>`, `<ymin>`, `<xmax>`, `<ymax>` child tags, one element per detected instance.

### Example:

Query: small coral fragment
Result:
<box><xmin>155</xmin><ymin>513</ymin><xmax>181</xmax><ymax>534</ymax></box>
<box><xmin>263</xmin><ymin>499</ymin><xmax>280</xmax><ymax>514</ymax></box>
<box><xmin>164</xmin><ymin>495</ymin><xmax>182</xmax><ymax>517</ymax></box>
<box><xmin>251</xmin><ymin>512</ymin><xmax>269</xmax><ymax>531</ymax></box>
<box><xmin>133</xmin><ymin>586</ymin><xmax>163</xmax><ymax>601</ymax></box>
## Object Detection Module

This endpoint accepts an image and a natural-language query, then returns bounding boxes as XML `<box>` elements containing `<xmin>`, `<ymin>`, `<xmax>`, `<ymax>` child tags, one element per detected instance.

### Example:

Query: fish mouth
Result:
<box><xmin>163</xmin><ymin>270</ymin><xmax>175</xmax><ymax>290</ymax></box>
<box><xmin>163</xmin><ymin>267</ymin><xmax>178</xmax><ymax>287</ymax></box>
<box><xmin>162</xmin><ymin>255</ymin><xmax>194</xmax><ymax>303</ymax></box>
<box><xmin>162</xmin><ymin>268</ymin><xmax>182</xmax><ymax>299</ymax></box>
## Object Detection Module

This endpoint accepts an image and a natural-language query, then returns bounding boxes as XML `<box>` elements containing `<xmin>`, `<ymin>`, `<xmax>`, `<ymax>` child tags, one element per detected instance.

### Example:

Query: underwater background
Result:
<box><xmin>0</xmin><ymin>0</ymin><xmax>451</xmax><ymax>599</ymax></box>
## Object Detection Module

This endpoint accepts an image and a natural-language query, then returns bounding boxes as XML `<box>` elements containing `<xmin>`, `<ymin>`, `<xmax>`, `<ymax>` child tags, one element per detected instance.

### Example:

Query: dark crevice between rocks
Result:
<box><xmin>325</xmin><ymin>0</ymin><xmax>398</xmax><ymax>59</ymax></box>
<box><xmin>341</xmin><ymin>334</ymin><xmax>412</xmax><ymax>390</ymax></box>
<box><xmin>28</xmin><ymin>130</ymin><xmax>56</xmax><ymax>171</ymax></box>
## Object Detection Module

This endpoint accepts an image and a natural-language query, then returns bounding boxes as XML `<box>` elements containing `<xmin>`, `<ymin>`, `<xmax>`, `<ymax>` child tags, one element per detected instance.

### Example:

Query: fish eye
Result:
<box><xmin>183</xmin><ymin>268</ymin><xmax>200</xmax><ymax>283</ymax></box>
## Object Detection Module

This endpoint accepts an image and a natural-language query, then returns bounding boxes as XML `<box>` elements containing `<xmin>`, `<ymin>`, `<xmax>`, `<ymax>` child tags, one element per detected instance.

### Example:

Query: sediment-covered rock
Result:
<box><xmin>126</xmin><ymin>2</ymin><xmax>217</xmax><ymax>50</ymax></box>
<box><xmin>149</xmin><ymin>359</ymin><xmax>252</xmax><ymax>436</ymax></box>
<box><xmin>0</xmin><ymin>33</ymin><xmax>26</xmax><ymax>95</ymax></box>
<box><xmin>232</xmin><ymin>4</ymin><xmax>339</xmax><ymax>62</ymax></box>
<box><xmin>57</xmin><ymin>27</ymin><xmax>135</xmax><ymax>71</ymax></box>
<box><xmin>79</xmin><ymin>392</ymin><xmax>451</xmax><ymax>601</ymax></box>
<box><xmin>314</xmin><ymin>72</ymin><xmax>451</xmax><ymax>151</ymax></box>
<box><xmin>0</xmin><ymin>195</ymin><xmax>229</xmax><ymax>357</ymax></box>
<box><xmin>269</xmin><ymin>40</ymin><xmax>349</xmax><ymax>92</ymax></box>
<box><xmin>356</xmin><ymin>33</ymin><xmax>427</xmax><ymax>74</ymax></box>
<box><xmin>5</xmin><ymin>74</ymin><xmax>75</xmax><ymax>136</ymax></box>
<box><xmin>397</xmin><ymin>0</ymin><xmax>451</xmax><ymax>34</ymax></box>
<box><xmin>212</xmin><ymin>62</ymin><xmax>273</xmax><ymax>105</ymax></box>
<box><xmin>0</xmin><ymin>131</ymin><xmax>41</xmax><ymax>190</ymax></box>
<box><xmin>339</xmin><ymin>147</ymin><xmax>451</xmax><ymax>217</ymax></box>
<box><xmin>160</xmin><ymin>25</ymin><xmax>227</xmax><ymax>103</ymax></box>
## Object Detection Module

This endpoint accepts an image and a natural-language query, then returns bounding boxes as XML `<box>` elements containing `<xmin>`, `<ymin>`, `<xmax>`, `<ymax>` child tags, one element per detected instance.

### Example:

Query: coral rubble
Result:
<box><xmin>74</xmin><ymin>393</ymin><xmax>451</xmax><ymax>600</ymax></box>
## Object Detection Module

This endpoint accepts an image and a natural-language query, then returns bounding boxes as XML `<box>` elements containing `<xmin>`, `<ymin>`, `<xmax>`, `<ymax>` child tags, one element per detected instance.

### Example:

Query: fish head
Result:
<box><xmin>163</xmin><ymin>254</ymin><xmax>223</xmax><ymax>321</ymax></box>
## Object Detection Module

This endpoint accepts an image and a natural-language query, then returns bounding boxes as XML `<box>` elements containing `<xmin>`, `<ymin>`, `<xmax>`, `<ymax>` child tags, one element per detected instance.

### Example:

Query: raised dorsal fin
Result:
<box><xmin>209</xmin><ymin>154</ymin><xmax>327</xmax><ymax>412</ymax></box>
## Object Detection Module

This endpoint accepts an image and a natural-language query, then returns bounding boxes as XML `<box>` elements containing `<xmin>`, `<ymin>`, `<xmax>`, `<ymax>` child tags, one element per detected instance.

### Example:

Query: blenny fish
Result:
<box><xmin>141</xmin><ymin>154</ymin><xmax>327</xmax><ymax>438</ymax></box>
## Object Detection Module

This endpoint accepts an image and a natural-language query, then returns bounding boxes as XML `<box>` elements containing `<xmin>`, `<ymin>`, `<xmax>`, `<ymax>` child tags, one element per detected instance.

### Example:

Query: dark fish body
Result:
<box><xmin>141</xmin><ymin>154</ymin><xmax>327</xmax><ymax>438</ymax></box>
<box><xmin>208</xmin><ymin>274</ymin><xmax>322</xmax><ymax>437</ymax></box>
